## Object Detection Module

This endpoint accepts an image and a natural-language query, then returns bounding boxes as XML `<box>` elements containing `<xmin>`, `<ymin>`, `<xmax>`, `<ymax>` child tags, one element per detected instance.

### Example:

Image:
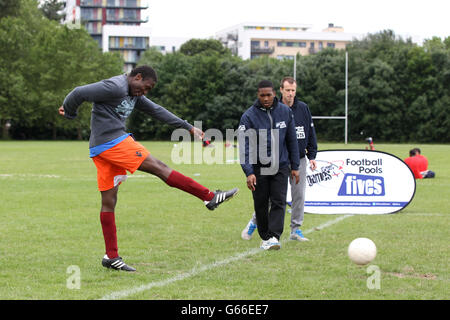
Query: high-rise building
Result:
<box><xmin>64</xmin><ymin>0</ymin><xmax>150</xmax><ymax>71</ymax></box>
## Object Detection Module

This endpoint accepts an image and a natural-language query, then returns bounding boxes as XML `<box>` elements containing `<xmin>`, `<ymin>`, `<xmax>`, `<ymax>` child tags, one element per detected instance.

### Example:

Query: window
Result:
<box><xmin>277</xmin><ymin>41</ymin><xmax>306</xmax><ymax>47</ymax></box>
<box><xmin>85</xmin><ymin>21</ymin><xmax>102</xmax><ymax>34</ymax></box>
<box><xmin>109</xmin><ymin>36</ymin><xmax>148</xmax><ymax>49</ymax></box>
<box><xmin>277</xmin><ymin>55</ymin><xmax>294</xmax><ymax>60</ymax></box>
<box><xmin>327</xmin><ymin>42</ymin><xmax>336</xmax><ymax>48</ymax></box>
<box><xmin>245</xmin><ymin>26</ymin><xmax>264</xmax><ymax>30</ymax></box>
<box><xmin>251</xmin><ymin>40</ymin><xmax>260</xmax><ymax>47</ymax></box>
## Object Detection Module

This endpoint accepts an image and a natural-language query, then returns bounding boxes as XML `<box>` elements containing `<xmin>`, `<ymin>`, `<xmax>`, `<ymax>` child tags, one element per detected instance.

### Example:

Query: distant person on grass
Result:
<box><xmin>404</xmin><ymin>148</ymin><xmax>436</xmax><ymax>179</ymax></box>
<box><xmin>59</xmin><ymin>65</ymin><xmax>238</xmax><ymax>272</ymax></box>
<box><xmin>413</xmin><ymin>148</ymin><xmax>436</xmax><ymax>178</ymax></box>
<box><xmin>404</xmin><ymin>148</ymin><xmax>435</xmax><ymax>179</ymax></box>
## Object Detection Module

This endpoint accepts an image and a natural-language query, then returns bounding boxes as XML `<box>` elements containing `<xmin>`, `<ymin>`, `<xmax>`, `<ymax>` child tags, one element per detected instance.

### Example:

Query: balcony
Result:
<box><xmin>79</xmin><ymin>0</ymin><xmax>101</xmax><ymax>7</ymax></box>
<box><xmin>80</xmin><ymin>0</ymin><xmax>149</xmax><ymax>9</ymax></box>
<box><xmin>250</xmin><ymin>46</ymin><xmax>274</xmax><ymax>54</ymax></box>
<box><xmin>105</xmin><ymin>16</ymin><xmax>149</xmax><ymax>23</ymax></box>
<box><xmin>109</xmin><ymin>45</ymin><xmax>148</xmax><ymax>51</ymax></box>
<box><xmin>80</xmin><ymin>14</ymin><xmax>102</xmax><ymax>22</ymax></box>
<box><xmin>109</xmin><ymin>37</ymin><xmax>149</xmax><ymax>51</ymax></box>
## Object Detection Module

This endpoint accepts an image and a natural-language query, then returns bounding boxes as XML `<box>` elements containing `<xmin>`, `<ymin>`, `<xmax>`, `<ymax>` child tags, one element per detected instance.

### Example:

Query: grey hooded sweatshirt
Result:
<box><xmin>63</xmin><ymin>74</ymin><xmax>193</xmax><ymax>154</ymax></box>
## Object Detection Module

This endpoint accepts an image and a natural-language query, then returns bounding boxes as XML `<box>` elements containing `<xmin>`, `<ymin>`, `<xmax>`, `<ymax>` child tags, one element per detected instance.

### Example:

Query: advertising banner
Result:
<box><xmin>305</xmin><ymin>150</ymin><xmax>416</xmax><ymax>214</ymax></box>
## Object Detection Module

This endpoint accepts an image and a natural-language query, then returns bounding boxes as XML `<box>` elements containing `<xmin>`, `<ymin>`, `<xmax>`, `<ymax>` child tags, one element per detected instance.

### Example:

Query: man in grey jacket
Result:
<box><xmin>59</xmin><ymin>65</ymin><xmax>238</xmax><ymax>272</ymax></box>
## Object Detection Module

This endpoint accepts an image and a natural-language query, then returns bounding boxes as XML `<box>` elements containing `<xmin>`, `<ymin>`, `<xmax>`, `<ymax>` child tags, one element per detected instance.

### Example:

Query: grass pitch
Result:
<box><xmin>0</xmin><ymin>141</ymin><xmax>448</xmax><ymax>300</ymax></box>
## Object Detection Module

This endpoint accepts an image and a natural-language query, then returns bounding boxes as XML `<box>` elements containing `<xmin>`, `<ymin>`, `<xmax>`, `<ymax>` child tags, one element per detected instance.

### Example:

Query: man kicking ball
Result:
<box><xmin>59</xmin><ymin>65</ymin><xmax>238</xmax><ymax>271</ymax></box>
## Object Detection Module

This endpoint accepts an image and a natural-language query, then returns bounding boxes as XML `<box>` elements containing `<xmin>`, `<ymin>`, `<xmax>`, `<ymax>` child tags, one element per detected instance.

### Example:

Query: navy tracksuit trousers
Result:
<box><xmin>252</xmin><ymin>166</ymin><xmax>290</xmax><ymax>241</ymax></box>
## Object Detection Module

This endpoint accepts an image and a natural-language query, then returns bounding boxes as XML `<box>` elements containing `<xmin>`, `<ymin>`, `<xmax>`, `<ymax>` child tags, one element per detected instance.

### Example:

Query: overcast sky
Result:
<box><xmin>143</xmin><ymin>0</ymin><xmax>450</xmax><ymax>43</ymax></box>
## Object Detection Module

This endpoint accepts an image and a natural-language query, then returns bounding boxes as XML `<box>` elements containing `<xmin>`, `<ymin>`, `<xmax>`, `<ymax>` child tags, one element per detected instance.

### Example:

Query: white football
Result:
<box><xmin>348</xmin><ymin>238</ymin><xmax>377</xmax><ymax>265</ymax></box>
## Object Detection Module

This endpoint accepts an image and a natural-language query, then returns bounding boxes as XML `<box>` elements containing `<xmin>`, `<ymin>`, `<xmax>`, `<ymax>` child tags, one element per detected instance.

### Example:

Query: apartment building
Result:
<box><xmin>64</xmin><ymin>0</ymin><xmax>150</xmax><ymax>71</ymax></box>
<box><xmin>216</xmin><ymin>22</ymin><xmax>361</xmax><ymax>60</ymax></box>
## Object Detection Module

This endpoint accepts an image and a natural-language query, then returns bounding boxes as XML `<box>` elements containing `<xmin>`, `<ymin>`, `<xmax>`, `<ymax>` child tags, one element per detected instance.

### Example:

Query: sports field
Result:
<box><xmin>0</xmin><ymin>141</ymin><xmax>448</xmax><ymax>300</ymax></box>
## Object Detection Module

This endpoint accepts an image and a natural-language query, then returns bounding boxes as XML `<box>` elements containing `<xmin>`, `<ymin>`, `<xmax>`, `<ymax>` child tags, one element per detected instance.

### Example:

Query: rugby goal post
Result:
<box><xmin>294</xmin><ymin>51</ymin><xmax>349</xmax><ymax>144</ymax></box>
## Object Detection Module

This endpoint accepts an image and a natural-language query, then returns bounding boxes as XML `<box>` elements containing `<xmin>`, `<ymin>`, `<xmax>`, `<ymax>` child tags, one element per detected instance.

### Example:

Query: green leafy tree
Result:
<box><xmin>0</xmin><ymin>0</ymin><xmax>22</xmax><ymax>19</ymax></box>
<box><xmin>27</xmin><ymin>22</ymin><xmax>123</xmax><ymax>139</ymax></box>
<box><xmin>0</xmin><ymin>0</ymin><xmax>42</xmax><ymax>138</ymax></box>
<box><xmin>0</xmin><ymin>0</ymin><xmax>123</xmax><ymax>139</ymax></box>
<box><xmin>179</xmin><ymin>38</ymin><xmax>231</xmax><ymax>56</ymax></box>
<box><xmin>39</xmin><ymin>0</ymin><xmax>65</xmax><ymax>21</ymax></box>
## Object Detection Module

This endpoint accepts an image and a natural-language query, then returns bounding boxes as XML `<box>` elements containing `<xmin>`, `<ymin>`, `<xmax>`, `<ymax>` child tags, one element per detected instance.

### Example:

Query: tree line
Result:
<box><xmin>1</xmin><ymin>0</ymin><xmax>449</xmax><ymax>142</ymax></box>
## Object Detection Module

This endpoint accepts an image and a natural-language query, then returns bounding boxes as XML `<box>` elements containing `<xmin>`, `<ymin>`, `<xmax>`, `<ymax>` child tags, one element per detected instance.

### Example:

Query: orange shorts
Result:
<box><xmin>92</xmin><ymin>136</ymin><xmax>150</xmax><ymax>191</ymax></box>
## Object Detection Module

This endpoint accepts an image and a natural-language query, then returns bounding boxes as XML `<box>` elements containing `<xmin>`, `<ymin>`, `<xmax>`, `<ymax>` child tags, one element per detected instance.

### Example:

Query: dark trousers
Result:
<box><xmin>423</xmin><ymin>170</ymin><xmax>435</xmax><ymax>178</ymax></box>
<box><xmin>252</xmin><ymin>166</ymin><xmax>289</xmax><ymax>241</ymax></box>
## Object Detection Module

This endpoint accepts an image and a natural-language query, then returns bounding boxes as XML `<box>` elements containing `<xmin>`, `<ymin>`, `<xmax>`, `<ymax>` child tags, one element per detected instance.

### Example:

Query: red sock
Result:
<box><xmin>166</xmin><ymin>170</ymin><xmax>214</xmax><ymax>201</ymax></box>
<box><xmin>100</xmin><ymin>212</ymin><xmax>118</xmax><ymax>259</ymax></box>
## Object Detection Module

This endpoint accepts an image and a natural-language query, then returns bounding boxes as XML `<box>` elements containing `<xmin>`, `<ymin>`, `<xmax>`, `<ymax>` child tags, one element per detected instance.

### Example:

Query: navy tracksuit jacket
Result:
<box><xmin>238</xmin><ymin>97</ymin><xmax>300</xmax><ymax>176</ymax></box>
<box><xmin>287</xmin><ymin>96</ymin><xmax>317</xmax><ymax>160</ymax></box>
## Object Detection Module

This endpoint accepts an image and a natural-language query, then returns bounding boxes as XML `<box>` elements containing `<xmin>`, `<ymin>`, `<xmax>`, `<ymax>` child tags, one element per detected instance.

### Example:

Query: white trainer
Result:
<box><xmin>260</xmin><ymin>237</ymin><xmax>281</xmax><ymax>250</ymax></box>
<box><xmin>290</xmin><ymin>229</ymin><xmax>309</xmax><ymax>241</ymax></box>
<box><xmin>241</xmin><ymin>220</ymin><xmax>257</xmax><ymax>240</ymax></box>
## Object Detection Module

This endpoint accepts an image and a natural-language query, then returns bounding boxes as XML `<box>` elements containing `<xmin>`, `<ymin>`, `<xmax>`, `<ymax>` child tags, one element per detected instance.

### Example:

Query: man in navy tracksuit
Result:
<box><xmin>241</xmin><ymin>77</ymin><xmax>318</xmax><ymax>242</ymax></box>
<box><xmin>238</xmin><ymin>80</ymin><xmax>300</xmax><ymax>250</ymax></box>
<box><xmin>282</xmin><ymin>77</ymin><xmax>317</xmax><ymax>241</ymax></box>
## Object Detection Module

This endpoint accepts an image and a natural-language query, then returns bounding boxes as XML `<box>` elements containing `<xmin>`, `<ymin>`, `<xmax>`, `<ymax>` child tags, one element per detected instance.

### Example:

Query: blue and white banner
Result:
<box><xmin>304</xmin><ymin>150</ymin><xmax>416</xmax><ymax>214</ymax></box>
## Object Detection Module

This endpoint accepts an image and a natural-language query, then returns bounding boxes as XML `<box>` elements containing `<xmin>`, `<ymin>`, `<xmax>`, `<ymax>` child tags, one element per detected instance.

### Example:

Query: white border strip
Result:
<box><xmin>0</xmin><ymin>174</ymin><xmax>60</xmax><ymax>178</ymax></box>
<box><xmin>100</xmin><ymin>214</ymin><xmax>353</xmax><ymax>300</ymax></box>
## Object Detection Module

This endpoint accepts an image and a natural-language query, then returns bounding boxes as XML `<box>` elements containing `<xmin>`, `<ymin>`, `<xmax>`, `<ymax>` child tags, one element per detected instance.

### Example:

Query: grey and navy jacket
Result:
<box><xmin>62</xmin><ymin>74</ymin><xmax>193</xmax><ymax>157</ymax></box>
<box><xmin>286</xmin><ymin>96</ymin><xmax>318</xmax><ymax>160</ymax></box>
<box><xmin>238</xmin><ymin>97</ymin><xmax>300</xmax><ymax>177</ymax></box>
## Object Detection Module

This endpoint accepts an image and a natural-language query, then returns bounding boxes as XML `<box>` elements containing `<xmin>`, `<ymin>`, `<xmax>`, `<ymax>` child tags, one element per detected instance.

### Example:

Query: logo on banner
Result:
<box><xmin>307</xmin><ymin>160</ymin><xmax>345</xmax><ymax>187</ymax></box>
<box><xmin>338</xmin><ymin>173</ymin><xmax>385</xmax><ymax>196</ymax></box>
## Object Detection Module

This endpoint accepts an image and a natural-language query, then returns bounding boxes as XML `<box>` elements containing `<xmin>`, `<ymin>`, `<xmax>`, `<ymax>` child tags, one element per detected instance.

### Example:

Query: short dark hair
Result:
<box><xmin>280</xmin><ymin>77</ymin><xmax>296</xmax><ymax>88</ymax></box>
<box><xmin>409</xmin><ymin>149</ymin><xmax>416</xmax><ymax>157</ymax></box>
<box><xmin>129</xmin><ymin>65</ymin><xmax>158</xmax><ymax>82</ymax></box>
<box><xmin>413</xmin><ymin>147</ymin><xmax>421</xmax><ymax>154</ymax></box>
<box><xmin>258</xmin><ymin>80</ymin><xmax>274</xmax><ymax>89</ymax></box>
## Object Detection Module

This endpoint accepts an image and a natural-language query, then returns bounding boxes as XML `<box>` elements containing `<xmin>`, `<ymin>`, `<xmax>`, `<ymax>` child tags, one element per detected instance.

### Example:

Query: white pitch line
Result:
<box><xmin>403</xmin><ymin>213</ymin><xmax>448</xmax><ymax>216</ymax></box>
<box><xmin>99</xmin><ymin>214</ymin><xmax>353</xmax><ymax>300</ymax></box>
<box><xmin>0</xmin><ymin>173</ymin><xmax>60</xmax><ymax>178</ymax></box>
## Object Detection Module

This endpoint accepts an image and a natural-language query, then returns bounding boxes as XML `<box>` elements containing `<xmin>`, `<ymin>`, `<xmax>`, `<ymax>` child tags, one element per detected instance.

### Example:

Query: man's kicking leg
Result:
<box><xmin>138</xmin><ymin>154</ymin><xmax>238</xmax><ymax>210</ymax></box>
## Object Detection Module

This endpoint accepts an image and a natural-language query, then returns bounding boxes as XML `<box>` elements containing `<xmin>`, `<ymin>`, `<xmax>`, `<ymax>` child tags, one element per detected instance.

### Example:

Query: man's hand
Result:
<box><xmin>291</xmin><ymin>170</ymin><xmax>300</xmax><ymax>184</ymax></box>
<box><xmin>189</xmin><ymin>127</ymin><xmax>204</xmax><ymax>140</ymax></box>
<box><xmin>58</xmin><ymin>106</ymin><xmax>65</xmax><ymax>117</ymax></box>
<box><xmin>246</xmin><ymin>174</ymin><xmax>257</xmax><ymax>191</ymax></box>
<box><xmin>310</xmin><ymin>159</ymin><xmax>317</xmax><ymax>171</ymax></box>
